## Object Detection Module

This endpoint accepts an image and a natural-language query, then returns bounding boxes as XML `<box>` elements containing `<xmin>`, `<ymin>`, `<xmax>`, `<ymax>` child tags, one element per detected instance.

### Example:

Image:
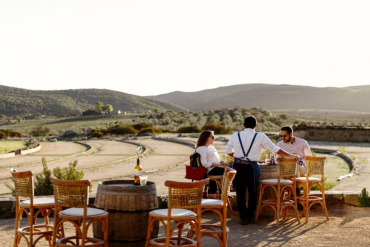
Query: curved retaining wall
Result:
<box><xmin>0</xmin><ymin>152</ymin><xmax>15</xmax><ymax>159</ymax></box>
<box><xmin>20</xmin><ymin>144</ymin><xmax>41</xmax><ymax>155</ymax></box>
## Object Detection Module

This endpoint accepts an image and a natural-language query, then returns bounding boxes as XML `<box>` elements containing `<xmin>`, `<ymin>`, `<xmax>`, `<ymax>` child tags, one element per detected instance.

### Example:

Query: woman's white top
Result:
<box><xmin>196</xmin><ymin>145</ymin><xmax>221</xmax><ymax>169</ymax></box>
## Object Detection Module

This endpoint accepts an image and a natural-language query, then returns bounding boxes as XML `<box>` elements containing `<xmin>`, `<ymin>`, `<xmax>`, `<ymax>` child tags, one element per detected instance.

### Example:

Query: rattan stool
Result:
<box><xmin>296</xmin><ymin>156</ymin><xmax>329</xmax><ymax>223</ymax></box>
<box><xmin>11</xmin><ymin>169</ymin><xmax>55</xmax><ymax>247</ymax></box>
<box><xmin>145</xmin><ymin>179</ymin><xmax>208</xmax><ymax>247</ymax></box>
<box><xmin>50</xmin><ymin>177</ymin><xmax>108</xmax><ymax>247</ymax></box>
<box><xmin>255</xmin><ymin>158</ymin><xmax>300</xmax><ymax>226</ymax></box>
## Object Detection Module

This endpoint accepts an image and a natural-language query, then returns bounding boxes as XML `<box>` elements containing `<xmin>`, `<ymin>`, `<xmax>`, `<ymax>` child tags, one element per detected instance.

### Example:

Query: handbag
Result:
<box><xmin>185</xmin><ymin>151</ymin><xmax>207</xmax><ymax>181</ymax></box>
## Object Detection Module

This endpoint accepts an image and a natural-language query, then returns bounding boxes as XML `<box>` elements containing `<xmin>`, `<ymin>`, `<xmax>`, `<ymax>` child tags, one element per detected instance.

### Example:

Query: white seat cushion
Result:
<box><xmin>20</xmin><ymin>198</ymin><xmax>55</xmax><ymax>207</ymax></box>
<box><xmin>296</xmin><ymin>177</ymin><xmax>321</xmax><ymax>182</ymax></box>
<box><xmin>260</xmin><ymin>179</ymin><xmax>293</xmax><ymax>185</ymax></box>
<box><xmin>201</xmin><ymin>199</ymin><xmax>224</xmax><ymax>207</ymax></box>
<box><xmin>59</xmin><ymin>208</ymin><xmax>108</xmax><ymax>218</ymax></box>
<box><xmin>149</xmin><ymin>209</ymin><xmax>196</xmax><ymax>218</ymax></box>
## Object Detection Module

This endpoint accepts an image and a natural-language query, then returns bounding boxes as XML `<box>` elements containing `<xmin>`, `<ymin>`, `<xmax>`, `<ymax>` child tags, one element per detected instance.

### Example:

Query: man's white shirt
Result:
<box><xmin>225</xmin><ymin>128</ymin><xmax>280</xmax><ymax>161</ymax></box>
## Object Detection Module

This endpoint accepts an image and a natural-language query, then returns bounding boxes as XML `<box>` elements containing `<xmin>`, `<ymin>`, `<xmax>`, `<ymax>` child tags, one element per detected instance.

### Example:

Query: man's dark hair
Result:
<box><xmin>280</xmin><ymin>126</ymin><xmax>293</xmax><ymax>134</ymax></box>
<box><xmin>243</xmin><ymin>116</ymin><xmax>257</xmax><ymax>129</ymax></box>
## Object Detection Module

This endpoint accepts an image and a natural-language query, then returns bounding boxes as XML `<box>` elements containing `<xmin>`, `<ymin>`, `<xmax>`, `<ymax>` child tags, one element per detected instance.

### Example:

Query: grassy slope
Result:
<box><xmin>0</xmin><ymin>142</ymin><xmax>27</xmax><ymax>153</ymax></box>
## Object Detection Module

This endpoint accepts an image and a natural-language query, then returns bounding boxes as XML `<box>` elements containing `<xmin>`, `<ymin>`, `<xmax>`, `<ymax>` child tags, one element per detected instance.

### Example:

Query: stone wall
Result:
<box><xmin>295</xmin><ymin>129</ymin><xmax>370</xmax><ymax>142</ymax></box>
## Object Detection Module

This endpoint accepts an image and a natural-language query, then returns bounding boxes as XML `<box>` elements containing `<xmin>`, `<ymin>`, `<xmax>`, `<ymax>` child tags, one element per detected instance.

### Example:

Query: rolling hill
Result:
<box><xmin>147</xmin><ymin>84</ymin><xmax>370</xmax><ymax>112</ymax></box>
<box><xmin>0</xmin><ymin>85</ymin><xmax>188</xmax><ymax>116</ymax></box>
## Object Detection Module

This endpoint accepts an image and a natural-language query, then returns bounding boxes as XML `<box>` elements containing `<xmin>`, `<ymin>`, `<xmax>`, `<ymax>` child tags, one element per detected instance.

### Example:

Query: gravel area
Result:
<box><xmin>1</xmin><ymin>205</ymin><xmax>369</xmax><ymax>246</ymax></box>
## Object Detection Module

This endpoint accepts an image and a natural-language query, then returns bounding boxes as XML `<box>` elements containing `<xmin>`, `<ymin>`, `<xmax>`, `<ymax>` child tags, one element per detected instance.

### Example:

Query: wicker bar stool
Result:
<box><xmin>50</xmin><ymin>177</ymin><xmax>108</xmax><ymax>247</ymax></box>
<box><xmin>189</xmin><ymin>168</ymin><xmax>236</xmax><ymax>247</ymax></box>
<box><xmin>255</xmin><ymin>158</ymin><xmax>300</xmax><ymax>226</ymax></box>
<box><xmin>145</xmin><ymin>179</ymin><xmax>208</xmax><ymax>247</ymax></box>
<box><xmin>11</xmin><ymin>168</ymin><xmax>55</xmax><ymax>247</ymax></box>
<box><xmin>296</xmin><ymin>156</ymin><xmax>329</xmax><ymax>223</ymax></box>
<box><xmin>207</xmin><ymin>175</ymin><xmax>234</xmax><ymax>213</ymax></box>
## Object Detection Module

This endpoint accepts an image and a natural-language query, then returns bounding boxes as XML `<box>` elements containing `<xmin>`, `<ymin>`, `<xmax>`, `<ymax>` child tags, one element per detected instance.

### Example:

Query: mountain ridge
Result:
<box><xmin>147</xmin><ymin>83</ymin><xmax>370</xmax><ymax>112</ymax></box>
<box><xmin>0</xmin><ymin>85</ymin><xmax>188</xmax><ymax>116</ymax></box>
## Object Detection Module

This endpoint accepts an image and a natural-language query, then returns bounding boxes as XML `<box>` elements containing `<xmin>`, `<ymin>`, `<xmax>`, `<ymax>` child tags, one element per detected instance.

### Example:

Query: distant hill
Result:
<box><xmin>0</xmin><ymin>85</ymin><xmax>187</xmax><ymax>116</ymax></box>
<box><xmin>147</xmin><ymin>84</ymin><xmax>370</xmax><ymax>112</ymax></box>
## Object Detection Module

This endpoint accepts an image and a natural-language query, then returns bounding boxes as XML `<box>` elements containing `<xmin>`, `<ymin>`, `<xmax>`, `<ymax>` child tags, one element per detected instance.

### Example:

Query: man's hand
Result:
<box><xmin>227</xmin><ymin>153</ymin><xmax>234</xmax><ymax>157</ymax></box>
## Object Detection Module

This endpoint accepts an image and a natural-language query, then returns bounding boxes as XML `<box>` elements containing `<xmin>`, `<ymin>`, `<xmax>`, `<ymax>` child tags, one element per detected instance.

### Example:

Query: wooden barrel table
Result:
<box><xmin>258</xmin><ymin>164</ymin><xmax>279</xmax><ymax>218</ymax></box>
<box><xmin>93</xmin><ymin>180</ymin><xmax>159</xmax><ymax>247</ymax></box>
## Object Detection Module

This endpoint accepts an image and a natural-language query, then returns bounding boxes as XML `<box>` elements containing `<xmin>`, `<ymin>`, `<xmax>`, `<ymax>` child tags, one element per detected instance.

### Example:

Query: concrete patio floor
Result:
<box><xmin>1</xmin><ymin>204</ymin><xmax>369</xmax><ymax>247</ymax></box>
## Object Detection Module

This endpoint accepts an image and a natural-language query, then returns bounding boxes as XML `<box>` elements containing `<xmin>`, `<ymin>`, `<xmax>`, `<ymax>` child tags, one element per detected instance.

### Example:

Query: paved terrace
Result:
<box><xmin>0</xmin><ymin>204</ymin><xmax>369</xmax><ymax>246</ymax></box>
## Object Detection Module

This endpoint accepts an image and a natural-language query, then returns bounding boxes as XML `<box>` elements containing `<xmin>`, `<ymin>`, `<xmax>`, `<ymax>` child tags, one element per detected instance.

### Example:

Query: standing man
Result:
<box><xmin>226</xmin><ymin>116</ymin><xmax>298</xmax><ymax>225</ymax></box>
<box><xmin>276</xmin><ymin>126</ymin><xmax>312</xmax><ymax>177</ymax></box>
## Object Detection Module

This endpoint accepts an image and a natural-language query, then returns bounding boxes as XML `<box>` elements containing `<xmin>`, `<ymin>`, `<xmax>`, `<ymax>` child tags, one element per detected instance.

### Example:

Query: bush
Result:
<box><xmin>28</xmin><ymin>140</ymin><xmax>39</xmax><ymax>149</ymax></box>
<box><xmin>177</xmin><ymin>126</ymin><xmax>201</xmax><ymax>133</ymax></box>
<box><xmin>132</xmin><ymin>123</ymin><xmax>152</xmax><ymax>130</ymax></box>
<box><xmin>53</xmin><ymin>160</ymin><xmax>84</xmax><ymax>181</ymax></box>
<box><xmin>90</xmin><ymin>131</ymin><xmax>104</xmax><ymax>138</ymax></box>
<box><xmin>201</xmin><ymin>123</ymin><xmax>232</xmax><ymax>134</ymax></box>
<box><xmin>82</xmin><ymin>109</ymin><xmax>99</xmax><ymax>116</ymax></box>
<box><xmin>34</xmin><ymin>157</ymin><xmax>53</xmax><ymax>195</ymax></box>
<box><xmin>5</xmin><ymin>157</ymin><xmax>86</xmax><ymax>196</ymax></box>
<box><xmin>107</xmin><ymin>125</ymin><xmax>137</xmax><ymax>135</ymax></box>
<box><xmin>30</xmin><ymin>126</ymin><xmax>50</xmax><ymax>137</ymax></box>
<box><xmin>359</xmin><ymin>187</ymin><xmax>370</xmax><ymax>207</ymax></box>
<box><xmin>138</xmin><ymin>127</ymin><xmax>162</xmax><ymax>135</ymax></box>
<box><xmin>0</xmin><ymin>129</ymin><xmax>23</xmax><ymax>139</ymax></box>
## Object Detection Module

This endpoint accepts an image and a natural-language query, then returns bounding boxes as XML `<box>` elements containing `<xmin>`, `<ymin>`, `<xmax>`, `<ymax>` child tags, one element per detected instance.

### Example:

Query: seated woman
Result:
<box><xmin>195</xmin><ymin>130</ymin><xmax>230</xmax><ymax>194</ymax></box>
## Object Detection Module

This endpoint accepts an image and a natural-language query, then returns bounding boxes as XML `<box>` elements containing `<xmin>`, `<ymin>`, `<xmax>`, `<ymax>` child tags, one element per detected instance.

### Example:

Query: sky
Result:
<box><xmin>1</xmin><ymin>0</ymin><xmax>370</xmax><ymax>96</ymax></box>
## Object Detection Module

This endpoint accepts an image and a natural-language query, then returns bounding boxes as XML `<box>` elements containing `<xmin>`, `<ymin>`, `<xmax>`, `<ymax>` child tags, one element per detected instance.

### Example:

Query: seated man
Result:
<box><xmin>276</xmin><ymin>126</ymin><xmax>312</xmax><ymax>177</ymax></box>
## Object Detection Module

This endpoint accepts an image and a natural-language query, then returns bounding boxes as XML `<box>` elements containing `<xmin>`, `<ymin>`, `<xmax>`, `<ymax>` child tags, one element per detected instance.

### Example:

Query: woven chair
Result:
<box><xmin>145</xmin><ymin>179</ymin><xmax>208</xmax><ymax>247</ymax></box>
<box><xmin>189</xmin><ymin>168</ymin><xmax>236</xmax><ymax>247</ymax></box>
<box><xmin>50</xmin><ymin>177</ymin><xmax>108</xmax><ymax>247</ymax></box>
<box><xmin>255</xmin><ymin>158</ymin><xmax>300</xmax><ymax>226</ymax></box>
<box><xmin>11</xmin><ymin>168</ymin><xmax>55</xmax><ymax>247</ymax></box>
<box><xmin>207</xmin><ymin>174</ymin><xmax>234</xmax><ymax>213</ymax></box>
<box><xmin>296</xmin><ymin>156</ymin><xmax>329</xmax><ymax>223</ymax></box>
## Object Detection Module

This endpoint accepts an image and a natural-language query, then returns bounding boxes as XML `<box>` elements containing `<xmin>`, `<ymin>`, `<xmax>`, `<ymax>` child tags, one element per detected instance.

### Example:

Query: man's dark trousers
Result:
<box><xmin>233</xmin><ymin>162</ymin><xmax>260</xmax><ymax>220</ymax></box>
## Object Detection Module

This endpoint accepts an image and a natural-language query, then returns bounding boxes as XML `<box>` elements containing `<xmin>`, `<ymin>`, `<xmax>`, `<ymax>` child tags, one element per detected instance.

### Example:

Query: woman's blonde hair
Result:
<box><xmin>195</xmin><ymin>130</ymin><xmax>213</xmax><ymax>148</ymax></box>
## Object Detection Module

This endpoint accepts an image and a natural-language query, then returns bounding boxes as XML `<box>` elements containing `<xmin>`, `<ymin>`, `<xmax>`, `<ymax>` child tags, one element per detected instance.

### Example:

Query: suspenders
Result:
<box><xmin>237</xmin><ymin>132</ymin><xmax>258</xmax><ymax>161</ymax></box>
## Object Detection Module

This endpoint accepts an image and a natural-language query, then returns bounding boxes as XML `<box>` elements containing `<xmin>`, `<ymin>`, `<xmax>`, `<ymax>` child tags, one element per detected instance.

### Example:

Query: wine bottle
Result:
<box><xmin>134</xmin><ymin>158</ymin><xmax>142</xmax><ymax>185</ymax></box>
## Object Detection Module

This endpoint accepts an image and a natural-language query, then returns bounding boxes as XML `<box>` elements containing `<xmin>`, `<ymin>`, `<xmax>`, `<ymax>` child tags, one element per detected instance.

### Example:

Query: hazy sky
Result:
<box><xmin>1</xmin><ymin>0</ymin><xmax>370</xmax><ymax>96</ymax></box>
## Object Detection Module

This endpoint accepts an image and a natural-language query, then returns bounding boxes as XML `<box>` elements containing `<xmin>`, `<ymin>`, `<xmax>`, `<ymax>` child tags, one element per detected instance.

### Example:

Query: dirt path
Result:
<box><xmin>0</xmin><ymin>138</ymin><xmax>193</xmax><ymax>195</ymax></box>
<box><xmin>1</xmin><ymin>205</ymin><xmax>369</xmax><ymax>246</ymax></box>
<box><xmin>309</xmin><ymin>141</ymin><xmax>370</xmax><ymax>191</ymax></box>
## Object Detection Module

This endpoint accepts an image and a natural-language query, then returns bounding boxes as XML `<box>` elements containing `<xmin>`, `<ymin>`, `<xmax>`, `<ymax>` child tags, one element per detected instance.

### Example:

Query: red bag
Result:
<box><xmin>185</xmin><ymin>152</ymin><xmax>207</xmax><ymax>181</ymax></box>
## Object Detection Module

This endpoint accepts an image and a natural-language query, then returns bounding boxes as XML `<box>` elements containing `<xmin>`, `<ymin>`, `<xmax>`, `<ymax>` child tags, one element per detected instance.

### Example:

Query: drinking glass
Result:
<box><xmin>139</xmin><ymin>175</ymin><xmax>148</xmax><ymax>186</ymax></box>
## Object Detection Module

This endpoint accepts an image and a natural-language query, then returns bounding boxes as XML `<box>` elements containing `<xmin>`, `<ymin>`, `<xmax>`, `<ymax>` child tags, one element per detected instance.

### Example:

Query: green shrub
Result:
<box><xmin>0</xmin><ymin>129</ymin><xmax>23</xmax><ymax>139</ymax></box>
<box><xmin>202</xmin><ymin>123</ymin><xmax>232</xmax><ymax>134</ymax></box>
<box><xmin>30</xmin><ymin>126</ymin><xmax>50</xmax><ymax>137</ymax></box>
<box><xmin>132</xmin><ymin>123</ymin><xmax>152</xmax><ymax>130</ymax></box>
<box><xmin>34</xmin><ymin>157</ymin><xmax>53</xmax><ymax>195</ymax></box>
<box><xmin>107</xmin><ymin>125</ymin><xmax>137</xmax><ymax>135</ymax></box>
<box><xmin>359</xmin><ymin>187</ymin><xmax>370</xmax><ymax>207</ymax></box>
<box><xmin>5</xmin><ymin>157</ymin><xmax>86</xmax><ymax>196</ymax></box>
<box><xmin>177</xmin><ymin>126</ymin><xmax>201</xmax><ymax>133</ymax></box>
<box><xmin>90</xmin><ymin>131</ymin><xmax>104</xmax><ymax>138</ymax></box>
<box><xmin>82</xmin><ymin>109</ymin><xmax>99</xmax><ymax>116</ymax></box>
<box><xmin>138</xmin><ymin>127</ymin><xmax>162</xmax><ymax>135</ymax></box>
<box><xmin>28</xmin><ymin>140</ymin><xmax>39</xmax><ymax>149</ymax></box>
<box><xmin>53</xmin><ymin>160</ymin><xmax>85</xmax><ymax>181</ymax></box>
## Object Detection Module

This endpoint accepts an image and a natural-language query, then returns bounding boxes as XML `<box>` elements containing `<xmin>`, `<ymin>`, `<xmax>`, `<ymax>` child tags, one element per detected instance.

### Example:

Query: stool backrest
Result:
<box><xmin>306</xmin><ymin>156</ymin><xmax>326</xmax><ymax>176</ymax></box>
<box><xmin>10</xmin><ymin>168</ymin><xmax>34</xmax><ymax>197</ymax></box>
<box><xmin>276</xmin><ymin>158</ymin><xmax>298</xmax><ymax>179</ymax></box>
<box><xmin>221</xmin><ymin>167</ymin><xmax>236</xmax><ymax>203</ymax></box>
<box><xmin>165</xmin><ymin>179</ymin><xmax>208</xmax><ymax>209</ymax></box>
<box><xmin>50</xmin><ymin>176</ymin><xmax>90</xmax><ymax>208</ymax></box>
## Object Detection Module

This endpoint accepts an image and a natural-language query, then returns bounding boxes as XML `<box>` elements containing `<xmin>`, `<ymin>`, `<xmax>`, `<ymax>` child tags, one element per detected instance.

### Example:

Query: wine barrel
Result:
<box><xmin>258</xmin><ymin>164</ymin><xmax>279</xmax><ymax>218</ymax></box>
<box><xmin>93</xmin><ymin>180</ymin><xmax>159</xmax><ymax>246</ymax></box>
